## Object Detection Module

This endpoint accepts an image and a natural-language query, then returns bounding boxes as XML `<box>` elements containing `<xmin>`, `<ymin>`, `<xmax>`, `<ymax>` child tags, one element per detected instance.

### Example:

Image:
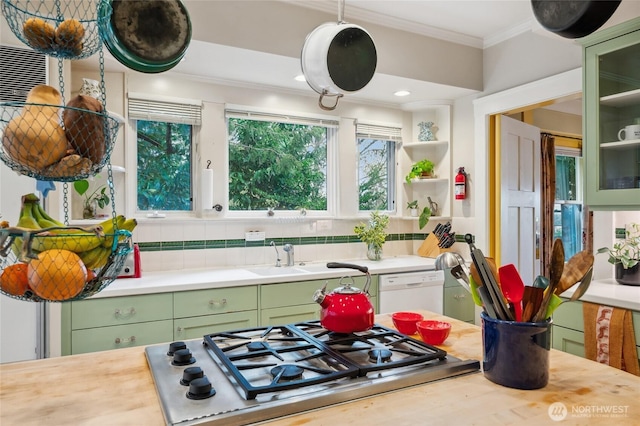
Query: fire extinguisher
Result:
<box><xmin>455</xmin><ymin>167</ymin><xmax>467</xmax><ymax>200</ymax></box>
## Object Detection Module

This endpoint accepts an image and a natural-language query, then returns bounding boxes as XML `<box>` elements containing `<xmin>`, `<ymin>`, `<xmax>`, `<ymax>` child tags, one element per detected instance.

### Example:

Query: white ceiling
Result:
<box><xmin>78</xmin><ymin>0</ymin><xmax>584</xmax><ymax>110</ymax></box>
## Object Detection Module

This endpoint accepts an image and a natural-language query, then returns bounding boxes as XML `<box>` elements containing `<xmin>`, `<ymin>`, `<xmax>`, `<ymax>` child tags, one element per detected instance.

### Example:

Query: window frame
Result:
<box><xmin>224</xmin><ymin>107</ymin><xmax>339</xmax><ymax>219</ymax></box>
<box><xmin>356</xmin><ymin>136</ymin><xmax>397</xmax><ymax>213</ymax></box>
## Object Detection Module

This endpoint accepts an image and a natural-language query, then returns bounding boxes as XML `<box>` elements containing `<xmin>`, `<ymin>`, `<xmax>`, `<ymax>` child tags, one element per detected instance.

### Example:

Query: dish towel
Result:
<box><xmin>583</xmin><ymin>302</ymin><xmax>639</xmax><ymax>376</ymax></box>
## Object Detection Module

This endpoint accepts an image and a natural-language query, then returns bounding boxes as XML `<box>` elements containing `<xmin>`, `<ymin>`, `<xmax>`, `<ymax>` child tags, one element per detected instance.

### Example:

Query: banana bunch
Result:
<box><xmin>13</xmin><ymin>193</ymin><xmax>137</xmax><ymax>269</ymax></box>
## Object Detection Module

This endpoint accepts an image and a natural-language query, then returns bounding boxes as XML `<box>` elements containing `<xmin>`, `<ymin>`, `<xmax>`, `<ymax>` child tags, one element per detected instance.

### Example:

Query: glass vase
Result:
<box><xmin>367</xmin><ymin>243</ymin><xmax>382</xmax><ymax>261</ymax></box>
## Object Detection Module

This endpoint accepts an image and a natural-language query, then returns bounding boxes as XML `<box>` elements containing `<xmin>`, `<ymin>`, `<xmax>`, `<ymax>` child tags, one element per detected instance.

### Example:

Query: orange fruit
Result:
<box><xmin>0</xmin><ymin>264</ymin><xmax>31</xmax><ymax>297</ymax></box>
<box><xmin>86</xmin><ymin>269</ymin><xmax>96</xmax><ymax>282</ymax></box>
<box><xmin>28</xmin><ymin>249</ymin><xmax>87</xmax><ymax>301</ymax></box>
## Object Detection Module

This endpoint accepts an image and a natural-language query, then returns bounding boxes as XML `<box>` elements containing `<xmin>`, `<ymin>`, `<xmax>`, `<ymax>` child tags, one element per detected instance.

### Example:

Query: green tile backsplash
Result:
<box><xmin>136</xmin><ymin>232</ymin><xmax>464</xmax><ymax>252</ymax></box>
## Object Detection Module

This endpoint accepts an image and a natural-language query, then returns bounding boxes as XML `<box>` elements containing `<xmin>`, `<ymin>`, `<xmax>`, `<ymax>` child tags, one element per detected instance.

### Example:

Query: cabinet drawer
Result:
<box><xmin>261</xmin><ymin>276</ymin><xmax>377</xmax><ymax>309</ymax></box>
<box><xmin>71</xmin><ymin>320</ymin><xmax>174</xmax><ymax>355</ymax></box>
<box><xmin>174</xmin><ymin>311</ymin><xmax>258</xmax><ymax>340</ymax></box>
<box><xmin>174</xmin><ymin>286</ymin><xmax>257</xmax><ymax>318</ymax></box>
<box><xmin>261</xmin><ymin>304</ymin><xmax>320</xmax><ymax>326</ymax></box>
<box><xmin>71</xmin><ymin>294</ymin><xmax>173</xmax><ymax>330</ymax></box>
<box><xmin>552</xmin><ymin>299</ymin><xmax>584</xmax><ymax>332</ymax></box>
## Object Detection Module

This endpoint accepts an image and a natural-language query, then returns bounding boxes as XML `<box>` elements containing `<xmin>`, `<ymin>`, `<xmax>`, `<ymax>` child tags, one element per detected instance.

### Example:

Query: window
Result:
<box><xmin>554</xmin><ymin>146</ymin><xmax>583</xmax><ymax>258</ymax></box>
<box><xmin>227</xmin><ymin>112</ymin><xmax>337</xmax><ymax>212</ymax></box>
<box><xmin>128</xmin><ymin>93</ymin><xmax>202</xmax><ymax>212</ymax></box>
<box><xmin>356</xmin><ymin>123</ymin><xmax>399</xmax><ymax>211</ymax></box>
<box><xmin>136</xmin><ymin>120</ymin><xmax>193</xmax><ymax>211</ymax></box>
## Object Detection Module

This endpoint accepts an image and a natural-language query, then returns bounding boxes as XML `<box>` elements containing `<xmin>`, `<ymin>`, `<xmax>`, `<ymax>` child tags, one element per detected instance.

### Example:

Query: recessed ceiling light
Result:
<box><xmin>394</xmin><ymin>90</ymin><xmax>411</xmax><ymax>97</ymax></box>
<box><xmin>294</xmin><ymin>74</ymin><xmax>306</xmax><ymax>82</ymax></box>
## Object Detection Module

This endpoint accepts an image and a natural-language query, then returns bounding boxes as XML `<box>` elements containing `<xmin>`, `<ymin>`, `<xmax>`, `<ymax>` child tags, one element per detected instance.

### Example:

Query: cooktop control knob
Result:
<box><xmin>186</xmin><ymin>377</ymin><xmax>216</xmax><ymax>400</ymax></box>
<box><xmin>171</xmin><ymin>348</ymin><xmax>196</xmax><ymax>366</ymax></box>
<box><xmin>180</xmin><ymin>366</ymin><xmax>204</xmax><ymax>386</ymax></box>
<box><xmin>167</xmin><ymin>341</ymin><xmax>187</xmax><ymax>356</ymax></box>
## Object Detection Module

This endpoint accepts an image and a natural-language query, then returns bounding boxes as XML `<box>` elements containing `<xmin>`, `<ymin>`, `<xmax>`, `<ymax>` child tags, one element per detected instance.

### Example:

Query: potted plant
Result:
<box><xmin>407</xmin><ymin>200</ymin><xmax>419</xmax><ymax>216</ymax></box>
<box><xmin>73</xmin><ymin>179</ymin><xmax>110</xmax><ymax>219</ymax></box>
<box><xmin>354</xmin><ymin>211</ymin><xmax>389</xmax><ymax>261</ymax></box>
<box><xmin>597</xmin><ymin>223</ymin><xmax>640</xmax><ymax>286</ymax></box>
<box><xmin>405</xmin><ymin>159</ymin><xmax>435</xmax><ymax>183</ymax></box>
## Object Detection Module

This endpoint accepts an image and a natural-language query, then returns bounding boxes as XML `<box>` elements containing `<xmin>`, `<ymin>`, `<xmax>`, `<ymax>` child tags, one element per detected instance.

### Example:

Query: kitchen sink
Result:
<box><xmin>247</xmin><ymin>266</ymin><xmax>310</xmax><ymax>276</ymax></box>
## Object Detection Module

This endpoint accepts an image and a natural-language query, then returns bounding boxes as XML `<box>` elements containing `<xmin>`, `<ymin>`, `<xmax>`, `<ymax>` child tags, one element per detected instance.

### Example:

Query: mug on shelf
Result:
<box><xmin>617</xmin><ymin>124</ymin><xmax>640</xmax><ymax>141</ymax></box>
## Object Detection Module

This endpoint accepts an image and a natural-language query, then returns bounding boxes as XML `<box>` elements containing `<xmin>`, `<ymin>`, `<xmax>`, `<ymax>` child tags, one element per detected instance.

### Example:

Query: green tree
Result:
<box><xmin>358</xmin><ymin>138</ymin><xmax>390</xmax><ymax>210</ymax></box>
<box><xmin>228</xmin><ymin>119</ymin><xmax>327</xmax><ymax>210</ymax></box>
<box><xmin>137</xmin><ymin>120</ymin><xmax>192</xmax><ymax>210</ymax></box>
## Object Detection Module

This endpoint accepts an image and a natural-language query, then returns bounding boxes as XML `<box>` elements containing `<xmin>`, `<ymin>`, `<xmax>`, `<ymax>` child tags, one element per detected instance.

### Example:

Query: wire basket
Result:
<box><xmin>0</xmin><ymin>227</ymin><xmax>132</xmax><ymax>302</ymax></box>
<box><xmin>0</xmin><ymin>100</ymin><xmax>120</xmax><ymax>181</ymax></box>
<box><xmin>1</xmin><ymin>0</ymin><xmax>111</xmax><ymax>60</ymax></box>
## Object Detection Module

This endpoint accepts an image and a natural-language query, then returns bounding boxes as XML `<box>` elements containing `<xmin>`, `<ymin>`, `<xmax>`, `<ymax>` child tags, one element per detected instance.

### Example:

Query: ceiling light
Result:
<box><xmin>394</xmin><ymin>90</ymin><xmax>411</xmax><ymax>97</ymax></box>
<box><xmin>294</xmin><ymin>74</ymin><xmax>306</xmax><ymax>82</ymax></box>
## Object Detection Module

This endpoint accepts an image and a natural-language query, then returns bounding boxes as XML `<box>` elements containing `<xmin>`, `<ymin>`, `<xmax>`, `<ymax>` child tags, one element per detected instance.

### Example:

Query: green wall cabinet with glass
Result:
<box><xmin>442</xmin><ymin>272</ymin><xmax>474</xmax><ymax>323</ymax></box>
<box><xmin>552</xmin><ymin>299</ymin><xmax>640</xmax><ymax>361</ymax></box>
<box><xmin>582</xmin><ymin>17</ymin><xmax>640</xmax><ymax>209</ymax></box>
<box><xmin>61</xmin><ymin>276</ymin><xmax>379</xmax><ymax>355</ymax></box>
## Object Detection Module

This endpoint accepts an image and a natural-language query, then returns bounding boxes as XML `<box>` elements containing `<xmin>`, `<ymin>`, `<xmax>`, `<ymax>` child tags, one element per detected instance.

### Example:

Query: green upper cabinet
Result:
<box><xmin>583</xmin><ymin>17</ymin><xmax>640</xmax><ymax>209</ymax></box>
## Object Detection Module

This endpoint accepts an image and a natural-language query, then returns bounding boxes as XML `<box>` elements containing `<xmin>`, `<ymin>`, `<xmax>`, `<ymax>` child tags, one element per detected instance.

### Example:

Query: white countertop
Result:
<box><xmin>95</xmin><ymin>256</ymin><xmax>438</xmax><ymax>298</ymax></box>
<box><xmin>560</xmin><ymin>278</ymin><xmax>640</xmax><ymax>311</ymax></box>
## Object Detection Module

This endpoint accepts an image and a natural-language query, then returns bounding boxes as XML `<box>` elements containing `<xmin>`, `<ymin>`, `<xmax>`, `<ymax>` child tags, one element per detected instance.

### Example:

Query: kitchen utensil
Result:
<box><xmin>98</xmin><ymin>0</ymin><xmax>192</xmax><ymax>73</ymax></box>
<box><xmin>531</xmin><ymin>0</ymin><xmax>621</xmax><ymax>39</ymax></box>
<box><xmin>465</xmin><ymin>234</ymin><xmax>513</xmax><ymax>321</ymax></box>
<box><xmin>300</xmin><ymin>0</ymin><xmax>376</xmax><ymax>110</ymax></box>
<box><xmin>449</xmin><ymin>264</ymin><xmax>471</xmax><ymax>293</ymax></box>
<box><xmin>545</xmin><ymin>293</ymin><xmax>564</xmax><ymax>318</ymax></box>
<box><xmin>498</xmin><ymin>264</ymin><xmax>525</xmax><ymax>321</ymax></box>
<box><xmin>313</xmin><ymin>262</ymin><xmax>374</xmax><ymax>333</ymax></box>
<box><xmin>468</xmin><ymin>275</ymin><xmax>484</xmax><ymax>307</ymax></box>
<box><xmin>416</xmin><ymin>320</ymin><xmax>451</xmax><ymax>345</ymax></box>
<box><xmin>533</xmin><ymin>275</ymin><xmax>549</xmax><ymax>289</ymax></box>
<box><xmin>533</xmin><ymin>239</ymin><xmax>564</xmax><ymax>322</ymax></box>
<box><xmin>391</xmin><ymin>311</ymin><xmax>424</xmax><ymax>335</ymax></box>
<box><xmin>522</xmin><ymin>286</ymin><xmax>544</xmax><ymax>323</ymax></box>
<box><xmin>555</xmin><ymin>250</ymin><xmax>594</xmax><ymax>295</ymax></box>
<box><xmin>434</xmin><ymin>252</ymin><xmax>465</xmax><ymax>270</ymax></box>
<box><xmin>570</xmin><ymin>267</ymin><xmax>593</xmax><ymax>302</ymax></box>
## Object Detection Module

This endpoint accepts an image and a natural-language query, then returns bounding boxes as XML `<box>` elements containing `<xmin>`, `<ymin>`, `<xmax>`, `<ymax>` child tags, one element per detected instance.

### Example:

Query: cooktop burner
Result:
<box><xmin>145</xmin><ymin>321</ymin><xmax>480</xmax><ymax>426</ymax></box>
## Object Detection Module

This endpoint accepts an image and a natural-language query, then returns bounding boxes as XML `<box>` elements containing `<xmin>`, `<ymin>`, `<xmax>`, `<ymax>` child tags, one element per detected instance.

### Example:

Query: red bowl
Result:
<box><xmin>416</xmin><ymin>320</ymin><xmax>451</xmax><ymax>345</ymax></box>
<box><xmin>391</xmin><ymin>311</ymin><xmax>424</xmax><ymax>335</ymax></box>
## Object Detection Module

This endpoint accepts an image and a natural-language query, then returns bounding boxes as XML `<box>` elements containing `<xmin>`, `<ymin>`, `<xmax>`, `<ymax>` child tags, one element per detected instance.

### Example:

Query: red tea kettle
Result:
<box><xmin>313</xmin><ymin>262</ymin><xmax>374</xmax><ymax>333</ymax></box>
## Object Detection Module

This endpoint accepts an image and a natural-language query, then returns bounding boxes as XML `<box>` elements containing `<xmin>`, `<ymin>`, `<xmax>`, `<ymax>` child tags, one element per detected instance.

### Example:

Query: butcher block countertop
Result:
<box><xmin>2</xmin><ymin>311</ymin><xmax>639</xmax><ymax>425</ymax></box>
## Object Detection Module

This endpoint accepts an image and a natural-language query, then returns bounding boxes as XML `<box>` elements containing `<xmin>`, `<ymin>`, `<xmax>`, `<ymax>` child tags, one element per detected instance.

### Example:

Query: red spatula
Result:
<box><xmin>498</xmin><ymin>264</ymin><xmax>525</xmax><ymax>321</ymax></box>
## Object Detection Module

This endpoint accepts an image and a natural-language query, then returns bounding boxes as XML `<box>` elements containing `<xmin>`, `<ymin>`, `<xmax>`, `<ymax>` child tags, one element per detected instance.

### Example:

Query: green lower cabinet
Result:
<box><xmin>71</xmin><ymin>320</ymin><xmax>174</xmax><ymax>355</ymax></box>
<box><xmin>552</xmin><ymin>325</ymin><xmax>585</xmax><ymax>357</ymax></box>
<box><xmin>175</xmin><ymin>311</ymin><xmax>258</xmax><ymax>339</ymax></box>
<box><xmin>443</xmin><ymin>272</ymin><xmax>474</xmax><ymax>323</ymax></box>
<box><xmin>261</xmin><ymin>303</ymin><xmax>320</xmax><ymax>325</ymax></box>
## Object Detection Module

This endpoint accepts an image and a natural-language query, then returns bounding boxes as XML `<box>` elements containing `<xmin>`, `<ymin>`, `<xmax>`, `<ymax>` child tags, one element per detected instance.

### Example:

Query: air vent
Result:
<box><xmin>0</xmin><ymin>45</ymin><xmax>47</xmax><ymax>102</ymax></box>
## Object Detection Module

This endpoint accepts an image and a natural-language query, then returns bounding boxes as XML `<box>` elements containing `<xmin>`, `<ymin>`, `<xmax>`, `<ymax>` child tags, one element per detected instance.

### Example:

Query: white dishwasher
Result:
<box><xmin>378</xmin><ymin>270</ymin><xmax>445</xmax><ymax>314</ymax></box>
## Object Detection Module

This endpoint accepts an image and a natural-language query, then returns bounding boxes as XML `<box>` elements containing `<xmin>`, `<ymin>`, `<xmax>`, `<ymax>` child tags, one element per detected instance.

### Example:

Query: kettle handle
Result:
<box><xmin>326</xmin><ymin>262</ymin><xmax>369</xmax><ymax>274</ymax></box>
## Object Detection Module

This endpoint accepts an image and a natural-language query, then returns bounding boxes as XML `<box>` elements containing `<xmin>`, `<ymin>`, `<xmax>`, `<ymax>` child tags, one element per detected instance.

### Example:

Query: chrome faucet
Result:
<box><xmin>283</xmin><ymin>243</ymin><xmax>294</xmax><ymax>267</ymax></box>
<box><xmin>270</xmin><ymin>241</ymin><xmax>281</xmax><ymax>267</ymax></box>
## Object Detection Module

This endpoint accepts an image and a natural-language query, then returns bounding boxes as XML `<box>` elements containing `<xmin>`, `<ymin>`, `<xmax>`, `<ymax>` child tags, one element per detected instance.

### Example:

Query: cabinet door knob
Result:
<box><xmin>114</xmin><ymin>307</ymin><xmax>136</xmax><ymax>318</ymax></box>
<box><xmin>208</xmin><ymin>298</ymin><xmax>227</xmax><ymax>307</ymax></box>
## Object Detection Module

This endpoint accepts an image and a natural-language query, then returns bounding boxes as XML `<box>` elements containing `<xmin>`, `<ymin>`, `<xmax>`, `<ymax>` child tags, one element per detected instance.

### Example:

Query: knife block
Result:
<box><xmin>417</xmin><ymin>233</ymin><xmax>454</xmax><ymax>258</ymax></box>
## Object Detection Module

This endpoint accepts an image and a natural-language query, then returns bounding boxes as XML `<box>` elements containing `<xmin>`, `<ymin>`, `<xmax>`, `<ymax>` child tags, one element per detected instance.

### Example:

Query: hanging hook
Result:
<box><xmin>206</xmin><ymin>160</ymin><xmax>211</xmax><ymax>169</ymax></box>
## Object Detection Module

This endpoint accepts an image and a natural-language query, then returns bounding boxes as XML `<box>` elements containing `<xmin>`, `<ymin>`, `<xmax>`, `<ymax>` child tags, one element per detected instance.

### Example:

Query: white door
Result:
<box><xmin>499</xmin><ymin>115</ymin><xmax>541</xmax><ymax>286</ymax></box>
<box><xmin>0</xmin><ymin>163</ymin><xmax>40</xmax><ymax>363</ymax></box>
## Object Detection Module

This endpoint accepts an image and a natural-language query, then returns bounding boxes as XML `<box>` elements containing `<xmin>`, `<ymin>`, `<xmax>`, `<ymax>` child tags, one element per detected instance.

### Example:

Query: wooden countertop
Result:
<box><xmin>2</xmin><ymin>312</ymin><xmax>639</xmax><ymax>425</ymax></box>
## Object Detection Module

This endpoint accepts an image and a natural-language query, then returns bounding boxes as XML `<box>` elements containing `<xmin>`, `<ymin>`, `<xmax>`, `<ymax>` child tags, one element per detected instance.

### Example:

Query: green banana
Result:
<box><xmin>32</xmin><ymin>200</ymin><xmax>65</xmax><ymax>227</ymax></box>
<box><xmin>31</xmin><ymin>202</ymin><xmax>63</xmax><ymax>229</ymax></box>
<box><xmin>12</xmin><ymin>200</ymin><xmax>41</xmax><ymax>257</ymax></box>
<box><xmin>79</xmin><ymin>245</ymin><xmax>111</xmax><ymax>269</ymax></box>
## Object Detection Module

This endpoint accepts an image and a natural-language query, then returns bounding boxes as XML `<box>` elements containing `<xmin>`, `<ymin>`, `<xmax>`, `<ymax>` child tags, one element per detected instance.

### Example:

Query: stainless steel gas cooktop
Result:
<box><xmin>145</xmin><ymin>321</ymin><xmax>479</xmax><ymax>426</ymax></box>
